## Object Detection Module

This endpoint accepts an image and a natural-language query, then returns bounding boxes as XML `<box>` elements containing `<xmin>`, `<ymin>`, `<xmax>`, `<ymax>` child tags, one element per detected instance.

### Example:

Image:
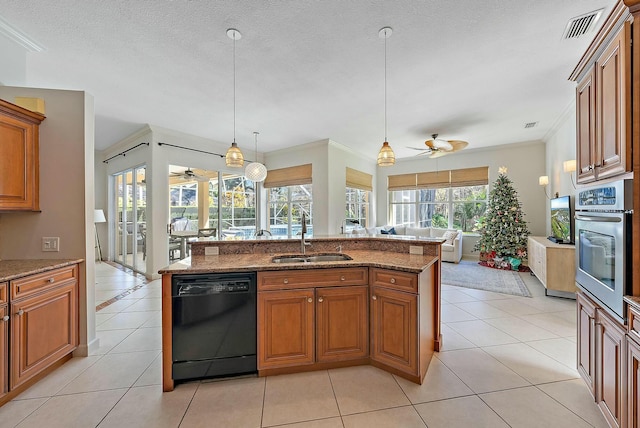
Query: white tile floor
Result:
<box><xmin>0</xmin><ymin>261</ymin><xmax>609</xmax><ymax>427</ymax></box>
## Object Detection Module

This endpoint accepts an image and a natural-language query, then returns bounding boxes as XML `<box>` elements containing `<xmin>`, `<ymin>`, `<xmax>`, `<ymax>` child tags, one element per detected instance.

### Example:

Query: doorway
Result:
<box><xmin>112</xmin><ymin>166</ymin><xmax>147</xmax><ymax>274</ymax></box>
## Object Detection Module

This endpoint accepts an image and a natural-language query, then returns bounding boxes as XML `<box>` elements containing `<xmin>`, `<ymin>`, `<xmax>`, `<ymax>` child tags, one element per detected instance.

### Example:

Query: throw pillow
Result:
<box><xmin>442</xmin><ymin>230</ymin><xmax>458</xmax><ymax>245</ymax></box>
<box><xmin>380</xmin><ymin>227</ymin><xmax>396</xmax><ymax>235</ymax></box>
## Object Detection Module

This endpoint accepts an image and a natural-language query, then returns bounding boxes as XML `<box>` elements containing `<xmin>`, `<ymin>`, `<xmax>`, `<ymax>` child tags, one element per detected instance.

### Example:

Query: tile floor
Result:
<box><xmin>0</xmin><ymin>261</ymin><xmax>609</xmax><ymax>427</ymax></box>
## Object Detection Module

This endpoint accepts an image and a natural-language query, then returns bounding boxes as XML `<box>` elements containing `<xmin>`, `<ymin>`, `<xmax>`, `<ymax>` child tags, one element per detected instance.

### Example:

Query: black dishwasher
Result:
<box><xmin>172</xmin><ymin>272</ymin><xmax>257</xmax><ymax>382</ymax></box>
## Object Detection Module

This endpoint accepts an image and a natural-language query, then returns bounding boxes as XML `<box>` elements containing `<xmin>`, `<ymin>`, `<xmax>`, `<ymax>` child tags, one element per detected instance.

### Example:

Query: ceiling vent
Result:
<box><xmin>524</xmin><ymin>122</ymin><xmax>538</xmax><ymax>129</ymax></box>
<box><xmin>562</xmin><ymin>9</ymin><xmax>604</xmax><ymax>40</ymax></box>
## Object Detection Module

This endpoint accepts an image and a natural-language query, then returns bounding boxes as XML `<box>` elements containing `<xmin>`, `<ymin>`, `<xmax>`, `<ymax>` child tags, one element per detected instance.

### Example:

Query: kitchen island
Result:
<box><xmin>159</xmin><ymin>235</ymin><xmax>443</xmax><ymax>391</ymax></box>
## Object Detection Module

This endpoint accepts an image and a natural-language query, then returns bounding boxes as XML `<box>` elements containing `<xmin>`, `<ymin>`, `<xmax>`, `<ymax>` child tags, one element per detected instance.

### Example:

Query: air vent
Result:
<box><xmin>563</xmin><ymin>9</ymin><xmax>603</xmax><ymax>40</ymax></box>
<box><xmin>524</xmin><ymin>122</ymin><xmax>538</xmax><ymax>129</ymax></box>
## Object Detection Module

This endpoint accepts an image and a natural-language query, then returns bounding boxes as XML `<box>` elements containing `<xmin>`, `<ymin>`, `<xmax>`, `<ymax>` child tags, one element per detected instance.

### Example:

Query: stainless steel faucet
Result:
<box><xmin>301</xmin><ymin>212</ymin><xmax>311</xmax><ymax>254</ymax></box>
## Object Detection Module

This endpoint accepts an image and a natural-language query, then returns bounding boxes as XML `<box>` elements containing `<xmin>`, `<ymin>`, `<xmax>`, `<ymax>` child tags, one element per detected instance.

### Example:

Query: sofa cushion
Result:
<box><xmin>405</xmin><ymin>227</ymin><xmax>431</xmax><ymax>237</ymax></box>
<box><xmin>442</xmin><ymin>230</ymin><xmax>459</xmax><ymax>245</ymax></box>
<box><xmin>441</xmin><ymin>244</ymin><xmax>454</xmax><ymax>252</ymax></box>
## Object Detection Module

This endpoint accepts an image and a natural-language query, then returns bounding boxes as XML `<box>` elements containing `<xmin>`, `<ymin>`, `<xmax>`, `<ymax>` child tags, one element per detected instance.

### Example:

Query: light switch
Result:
<box><xmin>42</xmin><ymin>237</ymin><xmax>60</xmax><ymax>252</ymax></box>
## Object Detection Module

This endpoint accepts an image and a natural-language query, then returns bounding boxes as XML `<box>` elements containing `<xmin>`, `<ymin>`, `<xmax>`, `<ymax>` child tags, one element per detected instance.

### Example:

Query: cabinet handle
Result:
<box><xmin>390</xmin><ymin>278</ymin><xmax>396</xmax><ymax>284</ymax></box>
<box><xmin>307</xmin><ymin>297</ymin><xmax>313</xmax><ymax>303</ymax></box>
<box><xmin>588</xmin><ymin>165</ymin><xmax>593</xmax><ymax>171</ymax></box>
<box><xmin>318</xmin><ymin>297</ymin><xmax>324</xmax><ymax>303</ymax></box>
<box><xmin>340</xmin><ymin>276</ymin><xmax>345</xmax><ymax>281</ymax></box>
<box><xmin>372</xmin><ymin>295</ymin><xmax>377</xmax><ymax>300</ymax></box>
<box><xmin>595</xmin><ymin>163</ymin><xmax>601</xmax><ymax>168</ymax></box>
<box><xmin>48</xmin><ymin>278</ymin><xmax>55</xmax><ymax>283</ymax></box>
<box><xmin>1</xmin><ymin>315</ymin><xmax>8</xmax><ymax>322</ymax></box>
<box><xmin>283</xmin><ymin>278</ymin><xmax>289</xmax><ymax>284</ymax></box>
<box><xmin>17</xmin><ymin>309</ymin><xmax>24</xmax><ymax>316</ymax></box>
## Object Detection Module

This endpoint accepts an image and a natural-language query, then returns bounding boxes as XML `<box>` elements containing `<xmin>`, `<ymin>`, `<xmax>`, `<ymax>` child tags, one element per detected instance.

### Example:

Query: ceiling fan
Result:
<box><xmin>170</xmin><ymin>168</ymin><xmax>209</xmax><ymax>182</ymax></box>
<box><xmin>408</xmin><ymin>134</ymin><xmax>469</xmax><ymax>158</ymax></box>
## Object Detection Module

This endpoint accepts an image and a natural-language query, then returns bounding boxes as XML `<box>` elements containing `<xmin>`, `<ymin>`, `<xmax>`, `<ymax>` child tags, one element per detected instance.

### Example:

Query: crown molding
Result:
<box><xmin>0</xmin><ymin>15</ymin><xmax>45</xmax><ymax>52</ymax></box>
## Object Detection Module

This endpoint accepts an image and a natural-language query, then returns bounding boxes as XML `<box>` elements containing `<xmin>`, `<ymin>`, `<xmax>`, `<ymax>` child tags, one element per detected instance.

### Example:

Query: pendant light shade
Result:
<box><xmin>245</xmin><ymin>131</ymin><xmax>268</xmax><ymax>182</ymax></box>
<box><xmin>377</xmin><ymin>27</ymin><xmax>395</xmax><ymax>166</ymax></box>
<box><xmin>225</xmin><ymin>28</ymin><xmax>244</xmax><ymax>168</ymax></box>
<box><xmin>377</xmin><ymin>141</ymin><xmax>395</xmax><ymax>166</ymax></box>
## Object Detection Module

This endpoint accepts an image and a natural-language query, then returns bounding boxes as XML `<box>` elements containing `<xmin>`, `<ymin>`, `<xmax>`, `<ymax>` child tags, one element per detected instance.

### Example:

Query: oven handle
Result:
<box><xmin>575</xmin><ymin>214</ymin><xmax>622</xmax><ymax>223</ymax></box>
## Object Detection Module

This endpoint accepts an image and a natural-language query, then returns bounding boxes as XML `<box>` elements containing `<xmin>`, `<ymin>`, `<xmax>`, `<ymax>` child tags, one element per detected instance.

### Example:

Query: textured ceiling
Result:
<box><xmin>0</xmin><ymin>0</ymin><xmax>615</xmax><ymax>159</ymax></box>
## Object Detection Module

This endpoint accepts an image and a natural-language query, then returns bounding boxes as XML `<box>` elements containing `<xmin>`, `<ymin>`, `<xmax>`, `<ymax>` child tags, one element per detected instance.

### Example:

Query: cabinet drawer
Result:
<box><xmin>0</xmin><ymin>282</ymin><xmax>6</xmax><ymax>304</ymax></box>
<box><xmin>11</xmin><ymin>265</ymin><xmax>77</xmax><ymax>300</ymax></box>
<box><xmin>370</xmin><ymin>268</ymin><xmax>418</xmax><ymax>293</ymax></box>
<box><xmin>629</xmin><ymin>304</ymin><xmax>640</xmax><ymax>343</ymax></box>
<box><xmin>258</xmin><ymin>268</ymin><xmax>368</xmax><ymax>291</ymax></box>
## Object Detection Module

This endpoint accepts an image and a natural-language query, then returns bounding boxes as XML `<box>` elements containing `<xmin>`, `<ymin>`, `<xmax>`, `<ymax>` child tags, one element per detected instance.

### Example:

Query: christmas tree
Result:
<box><xmin>474</xmin><ymin>167</ymin><xmax>530</xmax><ymax>270</ymax></box>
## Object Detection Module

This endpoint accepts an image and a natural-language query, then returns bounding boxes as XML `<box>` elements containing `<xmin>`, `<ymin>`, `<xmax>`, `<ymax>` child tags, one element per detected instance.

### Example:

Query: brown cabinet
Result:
<box><xmin>257</xmin><ymin>269</ymin><xmax>369</xmax><ymax>371</ymax></box>
<box><xmin>574</xmin><ymin>20</ymin><xmax>631</xmax><ymax>184</ymax></box>
<box><xmin>369</xmin><ymin>267</ymin><xmax>436</xmax><ymax>383</ymax></box>
<box><xmin>596</xmin><ymin>307</ymin><xmax>626</xmax><ymax>428</ymax></box>
<box><xmin>0</xmin><ymin>302</ymin><xmax>7</xmax><ymax>399</ymax></box>
<box><xmin>0</xmin><ymin>99</ymin><xmax>45</xmax><ymax>211</ymax></box>
<box><xmin>627</xmin><ymin>334</ymin><xmax>640</xmax><ymax>428</ymax></box>
<box><xmin>578</xmin><ymin>291</ymin><xmax>597</xmax><ymax>396</ymax></box>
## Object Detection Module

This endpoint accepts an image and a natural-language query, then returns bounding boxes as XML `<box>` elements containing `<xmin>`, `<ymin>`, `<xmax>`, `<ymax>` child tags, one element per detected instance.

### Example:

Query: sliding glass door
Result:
<box><xmin>112</xmin><ymin>166</ymin><xmax>146</xmax><ymax>273</ymax></box>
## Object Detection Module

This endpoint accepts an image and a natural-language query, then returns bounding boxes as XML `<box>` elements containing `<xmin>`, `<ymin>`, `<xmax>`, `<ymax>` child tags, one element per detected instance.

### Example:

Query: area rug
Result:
<box><xmin>441</xmin><ymin>260</ymin><xmax>532</xmax><ymax>297</ymax></box>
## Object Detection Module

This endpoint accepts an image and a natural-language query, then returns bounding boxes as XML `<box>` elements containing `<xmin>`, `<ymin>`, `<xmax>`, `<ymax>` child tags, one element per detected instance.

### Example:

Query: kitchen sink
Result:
<box><xmin>272</xmin><ymin>253</ymin><xmax>352</xmax><ymax>263</ymax></box>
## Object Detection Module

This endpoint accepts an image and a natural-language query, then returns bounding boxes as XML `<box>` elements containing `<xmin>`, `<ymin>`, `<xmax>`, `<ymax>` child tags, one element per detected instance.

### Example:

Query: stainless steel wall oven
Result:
<box><xmin>575</xmin><ymin>179</ymin><xmax>633</xmax><ymax>322</ymax></box>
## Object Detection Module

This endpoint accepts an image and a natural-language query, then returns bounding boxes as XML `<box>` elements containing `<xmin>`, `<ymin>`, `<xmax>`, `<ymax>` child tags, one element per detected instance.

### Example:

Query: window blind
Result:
<box><xmin>346</xmin><ymin>167</ymin><xmax>373</xmax><ymax>191</ymax></box>
<box><xmin>388</xmin><ymin>166</ymin><xmax>488</xmax><ymax>190</ymax></box>
<box><xmin>387</xmin><ymin>173</ymin><xmax>417</xmax><ymax>190</ymax></box>
<box><xmin>263</xmin><ymin>164</ymin><xmax>312</xmax><ymax>188</ymax></box>
<box><xmin>450</xmin><ymin>166</ymin><xmax>489</xmax><ymax>187</ymax></box>
<box><xmin>416</xmin><ymin>170</ymin><xmax>451</xmax><ymax>189</ymax></box>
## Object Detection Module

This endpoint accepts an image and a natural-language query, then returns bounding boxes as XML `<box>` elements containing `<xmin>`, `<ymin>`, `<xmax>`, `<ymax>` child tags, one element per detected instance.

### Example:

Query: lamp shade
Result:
<box><xmin>563</xmin><ymin>159</ymin><xmax>576</xmax><ymax>173</ymax></box>
<box><xmin>245</xmin><ymin>162</ymin><xmax>267</xmax><ymax>182</ymax></box>
<box><xmin>538</xmin><ymin>176</ymin><xmax>549</xmax><ymax>186</ymax></box>
<box><xmin>377</xmin><ymin>141</ymin><xmax>395</xmax><ymax>166</ymax></box>
<box><xmin>94</xmin><ymin>209</ymin><xmax>106</xmax><ymax>223</ymax></box>
<box><xmin>225</xmin><ymin>142</ymin><xmax>244</xmax><ymax>167</ymax></box>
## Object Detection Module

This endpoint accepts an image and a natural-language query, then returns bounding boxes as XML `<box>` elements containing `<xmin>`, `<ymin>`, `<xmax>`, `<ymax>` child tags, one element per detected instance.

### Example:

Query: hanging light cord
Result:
<box><xmin>233</xmin><ymin>33</ymin><xmax>237</xmax><ymax>144</ymax></box>
<box><xmin>254</xmin><ymin>131</ymin><xmax>259</xmax><ymax>158</ymax></box>
<box><xmin>384</xmin><ymin>28</ymin><xmax>387</xmax><ymax>142</ymax></box>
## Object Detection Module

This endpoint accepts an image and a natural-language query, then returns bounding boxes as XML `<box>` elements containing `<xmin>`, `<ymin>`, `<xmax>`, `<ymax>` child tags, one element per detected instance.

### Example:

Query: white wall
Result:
<box><xmin>0</xmin><ymin>86</ymin><xmax>96</xmax><ymax>356</ymax></box>
<box><xmin>376</xmin><ymin>141</ymin><xmax>547</xmax><ymax>257</ymax></box>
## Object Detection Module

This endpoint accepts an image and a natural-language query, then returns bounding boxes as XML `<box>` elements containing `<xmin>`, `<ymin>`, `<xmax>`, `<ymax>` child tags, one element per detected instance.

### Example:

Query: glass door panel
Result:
<box><xmin>112</xmin><ymin>166</ymin><xmax>146</xmax><ymax>274</ymax></box>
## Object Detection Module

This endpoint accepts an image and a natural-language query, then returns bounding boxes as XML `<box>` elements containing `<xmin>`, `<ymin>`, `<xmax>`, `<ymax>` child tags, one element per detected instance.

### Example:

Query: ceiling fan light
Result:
<box><xmin>377</xmin><ymin>141</ymin><xmax>395</xmax><ymax>166</ymax></box>
<box><xmin>245</xmin><ymin>162</ymin><xmax>267</xmax><ymax>182</ymax></box>
<box><xmin>225</xmin><ymin>142</ymin><xmax>244</xmax><ymax>167</ymax></box>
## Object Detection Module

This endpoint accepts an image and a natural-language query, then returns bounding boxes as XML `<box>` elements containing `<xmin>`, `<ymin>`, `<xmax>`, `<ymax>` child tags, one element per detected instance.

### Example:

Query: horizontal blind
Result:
<box><xmin>417</xmin><ymin>171</ymin><xmax>450</xmax><ymax>189</ymax></box>
<box><xmin>450</xmin><ymin>166</ymin><xmax>489</xmax><ymax>187</ymax></box>
<box><xmin>346</xmin><ymin>167</ymin><xmax>373</xmax><ymax>191</ymax></box>
<box><xmin>388</xmin><ymin>173</ymin><xmax>417</xmax><ymax>190</ymax></box>
<box><xmin>263</xmin><ymin>164</ymin><xmax>312</xmax><ymax>188</ymax></box>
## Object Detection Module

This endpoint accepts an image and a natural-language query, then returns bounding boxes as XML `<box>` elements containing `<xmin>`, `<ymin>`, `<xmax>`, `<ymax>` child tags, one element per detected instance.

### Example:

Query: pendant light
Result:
<box><xmin>377</xmin><ymin>26</ymin><xmax>395</xmax><ymax>167</ymax></box>
<box><xmin>245</xmin><ymin>131</ymin><xmax>268</xmax><ymax>182</ymax></box>
<box><xmin>225</xmin><ymin>28</ymin><xmax>244</xmax><ymax>167</ymax></box>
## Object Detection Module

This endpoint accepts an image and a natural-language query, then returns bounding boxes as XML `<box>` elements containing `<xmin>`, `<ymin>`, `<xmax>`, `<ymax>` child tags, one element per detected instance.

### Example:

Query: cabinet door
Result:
<box><xmin>577</xmin><ymin>291</ymin><xmax>597</xmax><ymax>395</ymax></box>
<box><xmin>258</xmin><ymin>289</ymin><xmax>315</xmax><ymax>369</ymax></box>
<box><xmin>576</xmin><ymin>67</ymin><xmax>597</xmax><ymax>183</ymax></box>
<box><xmin>10</xmin><ymin>281</ymin><xmax>78</xmax><ymax>389</ymax></box>
<box><xmin>596</xmin><ymin>308</ymin><xmax>625</xmax><ymax>428</ymax></box>
<box><xmin>370</xmin><ymin>286</ymin><xmax>417</xmax><ymax>376</ymax></box>
<box><xmin>595</xmin><ymin>22</ymin><xmax>631</xmax><ymax>181</ymax></box>
<box><xmin>628</xmin><ymin>336</ymin><xmax>640</xmax><ymax>428</ymax></box>
<box><xmin>316</xmin><ymin>286</ymin><xmax>368</xmax><ymax>362</ymax></box>
<box><xmin>0</xmin><ymin>100</ymin><xmax>43</xmax><ymax>211</ymax></box>
<box><xmin>0</xmin><ymin>305</ymin><xmax>7</xmax><ymax>398</ymax></box>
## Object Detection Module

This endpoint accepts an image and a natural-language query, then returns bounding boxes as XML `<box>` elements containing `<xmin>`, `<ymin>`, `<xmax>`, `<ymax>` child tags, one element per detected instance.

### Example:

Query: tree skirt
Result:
<box><xmin>441</xmin><ymin>260</ymin><xmax>532</xmax><ymax>297</ymax></box>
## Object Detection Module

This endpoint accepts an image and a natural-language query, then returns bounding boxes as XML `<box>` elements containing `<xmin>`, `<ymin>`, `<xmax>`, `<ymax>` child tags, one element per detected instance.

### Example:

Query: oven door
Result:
<box><xmin>575</xmin><ymin>211</ymin><xmax>627</xmax><ymax>321</ymax></box>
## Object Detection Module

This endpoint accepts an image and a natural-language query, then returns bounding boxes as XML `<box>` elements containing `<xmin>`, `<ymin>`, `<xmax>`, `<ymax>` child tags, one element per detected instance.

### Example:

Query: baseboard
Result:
<box><xmin>73</xmin><ymin>337</ymin><xmax>100</xmax><ymax>357</ymax></box>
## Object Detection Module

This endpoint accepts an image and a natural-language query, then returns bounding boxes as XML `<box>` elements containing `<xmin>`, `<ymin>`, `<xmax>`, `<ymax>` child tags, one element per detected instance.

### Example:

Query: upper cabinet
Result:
<box><xmin>0</xmin><ymin>99</ymin><xmax>45</xmax><ymax>211</ymax></box>
<box><xmin>570</xmin><ymin>4</ymin><xmax>632</xmax><ymax>184</ymax></box>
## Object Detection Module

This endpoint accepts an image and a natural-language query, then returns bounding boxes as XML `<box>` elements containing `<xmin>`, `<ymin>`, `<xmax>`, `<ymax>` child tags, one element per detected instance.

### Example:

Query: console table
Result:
<box><xmin>527</xmin><ymin>236</ymin><xmax>576</xmax><ymax>297</ymax></box>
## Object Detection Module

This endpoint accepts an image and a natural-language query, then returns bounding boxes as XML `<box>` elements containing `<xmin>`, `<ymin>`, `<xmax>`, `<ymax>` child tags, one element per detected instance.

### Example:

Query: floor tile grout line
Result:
<box><xmin>532</xmin><ymin>382</ymin><xmax>601</xmax><ymax>427</ymax></box>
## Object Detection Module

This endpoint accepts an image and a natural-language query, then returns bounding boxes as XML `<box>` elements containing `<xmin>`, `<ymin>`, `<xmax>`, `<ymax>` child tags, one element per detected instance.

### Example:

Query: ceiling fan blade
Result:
<box><xmin>432</xmin><ymin>139</ymin><xmax>453</xmax><ymax>151</ymax></box>
<box><xmin>448</xmin><ymin>140</ymin><xmax>469</xmax><ymax>151</ymax></box>
<box><xmin>429</xmin><ymin>150</ymin><xmax>449</xmax><ymax>159</ymax></box>
<box><xmin>407</xmin><ymin>146</ymin><xmax>431</xmax><ymax>152</ymax></box>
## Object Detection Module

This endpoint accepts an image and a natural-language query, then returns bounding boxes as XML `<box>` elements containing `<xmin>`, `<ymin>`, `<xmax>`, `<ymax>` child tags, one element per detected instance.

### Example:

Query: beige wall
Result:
<box><xmin>0</xmin><ymin>86</ymin><xmax>96</xmax><ymax>355</ymax></box>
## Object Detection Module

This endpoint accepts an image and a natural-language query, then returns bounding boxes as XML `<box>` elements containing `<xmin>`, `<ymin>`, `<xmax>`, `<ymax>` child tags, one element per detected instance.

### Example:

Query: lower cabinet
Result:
<box><xmin>627</xmin><ymin>334</ymin><xmax>640</xmax><ymax>428</ymax></box>
<box><xmin>0</xmin><ymin>304</ymin><xmax>7</xmax><ymax>399</ymax></box>
<box><xmin>577</xmin><ymin>291</ymin><xmax>597</xmax><ymax>395</ymax></box>
<box><xmin>596</xmin><ymin>308</ymin><xmax>626</xmax><ymax>428</ymax></box>
<box><xmin>10</xmin><ymin>281</ymin><xmax>78</xmax><ymax>389</ymax></box>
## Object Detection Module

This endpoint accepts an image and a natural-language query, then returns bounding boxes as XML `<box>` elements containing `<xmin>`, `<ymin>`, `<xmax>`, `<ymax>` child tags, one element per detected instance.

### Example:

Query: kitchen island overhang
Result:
<box><xmin>159</xmin><ymin>235</ymin><xmax>444</xmax><ymax>391</ymax></box>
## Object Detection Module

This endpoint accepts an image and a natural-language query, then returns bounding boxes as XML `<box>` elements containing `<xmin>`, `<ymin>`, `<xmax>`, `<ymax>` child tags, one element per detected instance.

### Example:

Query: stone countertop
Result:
<box><xmin>625</xmin><ymin>296</ymin><xmax>640</xmax><ymax>310</ymax></box>
<box><xmin>0</xmin><ymin>259</ymin><xmax>84</xmax><ymax>282</ymax></box>
<box><xmin>159</xmin><ymin>250</ymin><xmax>438</xmax><ymax>275</ymax></box>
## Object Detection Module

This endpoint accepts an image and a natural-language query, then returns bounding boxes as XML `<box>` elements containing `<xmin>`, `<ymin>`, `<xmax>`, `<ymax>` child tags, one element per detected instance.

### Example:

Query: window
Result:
<box><xmin>220</xmin><ymin>173</ymin><xmax>256</xmax><ymax>238</ymax></box>
<box><xmin>345</xmin><ymin>187</ymin><xmax>369</xmax><ymax>231</ymax></box>
<box><xmin>268</xmin><ymin>184</ymin><xmax>312</xmax><ymax>238</ymax></box>
<box><xmin>388</xmin><ymin>167</ymin><xmax>488</xmax><ymax>232</ymax></box>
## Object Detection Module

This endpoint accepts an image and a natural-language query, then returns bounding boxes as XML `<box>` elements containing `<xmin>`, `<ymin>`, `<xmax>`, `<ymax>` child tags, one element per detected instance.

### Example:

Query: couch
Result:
<box><xmin>353</xmin><ymin>225</ymin><xmax>463</xmax><ymax>263</ymax></box>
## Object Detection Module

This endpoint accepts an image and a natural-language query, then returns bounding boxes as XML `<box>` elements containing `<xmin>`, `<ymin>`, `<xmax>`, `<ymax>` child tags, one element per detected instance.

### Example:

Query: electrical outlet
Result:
<box><xmin>204</xmin><ymin>246</ymin><xmax>219</xmax><ymax>256</ymax></box>
<box><xmin>42</xmin><ymin>237</ymin><xmax>60</xmax><ymax>252</ymax></box>
<box><xmin>409</xmin><ymin>245</ymin><xmax>423</xmax><ymax>255</ymax></box>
